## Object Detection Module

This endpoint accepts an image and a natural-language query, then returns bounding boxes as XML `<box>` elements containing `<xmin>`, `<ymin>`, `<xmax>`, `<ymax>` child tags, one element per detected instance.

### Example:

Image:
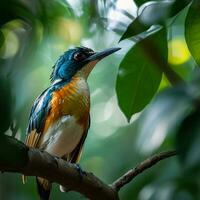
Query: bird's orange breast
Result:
<box><xmin>43</xmin><ymin>76</ymin><xmax>90</xmax><ymax>133</ymax></box>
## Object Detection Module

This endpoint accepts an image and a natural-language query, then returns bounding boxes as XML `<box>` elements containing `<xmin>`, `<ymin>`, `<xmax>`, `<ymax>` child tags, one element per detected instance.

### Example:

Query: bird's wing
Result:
<box><xmin>23</xmin><ymin>88</ymin><xmax>52</xmax><ymax>184</ymax></box>
<box><xmin>25</xmin><ymin>88</ymin><xmax>52</xmax><ymax>148</ymax></box>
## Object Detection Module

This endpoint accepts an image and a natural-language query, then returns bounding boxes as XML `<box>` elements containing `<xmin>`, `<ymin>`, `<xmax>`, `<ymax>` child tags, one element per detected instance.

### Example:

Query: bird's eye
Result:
<box><xmin>73</xmin><ymin>53</ymin><xmax>86</xmax><ymax>61</ymax></box>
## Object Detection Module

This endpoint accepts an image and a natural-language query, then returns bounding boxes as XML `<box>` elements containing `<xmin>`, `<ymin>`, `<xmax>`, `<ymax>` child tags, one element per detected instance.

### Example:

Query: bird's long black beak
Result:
<box><xmin>85</xmin><ymin>47</ymin><xmax>121</xmax><ymax>62</ymax></box>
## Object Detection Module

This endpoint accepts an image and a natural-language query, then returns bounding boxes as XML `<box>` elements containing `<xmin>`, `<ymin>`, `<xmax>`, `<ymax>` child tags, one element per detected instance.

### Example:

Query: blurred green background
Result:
<box><xmin>0</xmin><ymin>0</ymin><xmax>200</xmax><ymax>200</ymax></box>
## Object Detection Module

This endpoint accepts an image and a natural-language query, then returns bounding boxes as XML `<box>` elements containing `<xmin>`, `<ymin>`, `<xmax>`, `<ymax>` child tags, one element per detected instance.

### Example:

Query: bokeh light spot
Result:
<box><xmin>0</xmin><ymin>29</ymin><xmax>19</xmax><ymax>59</ymax></box>
<box><xmin>168</xmin><ymin>38</ymin><xmax>190</xmax><ymax>65</ymax></box>
<box><xmin>55</xmin><ymin>18</ymin><xmax>82</xmax><ymax>43</ymax></box>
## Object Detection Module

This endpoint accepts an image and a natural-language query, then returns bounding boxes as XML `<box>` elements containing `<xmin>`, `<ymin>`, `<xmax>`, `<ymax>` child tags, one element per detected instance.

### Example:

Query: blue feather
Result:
<box><xmin>50</xmin><ymin>47</ymin><xmax>94</xmax><ymax>82</ymax></box>
<box><xmin>27</xmin><ymin>80</ymin><xmax>68</xmax><ymax>134</ymax></box>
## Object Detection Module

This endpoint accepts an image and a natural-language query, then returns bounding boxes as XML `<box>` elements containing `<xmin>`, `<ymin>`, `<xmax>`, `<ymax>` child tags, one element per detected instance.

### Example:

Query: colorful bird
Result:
<box><xmin>23</xmin><ymin>46</ymin><xmax>120</xmax><ymax>200</ymax></box>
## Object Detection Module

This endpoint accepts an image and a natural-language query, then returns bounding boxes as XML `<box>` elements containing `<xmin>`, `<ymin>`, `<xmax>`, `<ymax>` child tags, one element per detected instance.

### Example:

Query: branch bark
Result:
<box><xmin>0</xmin><ymin>136</ymin><xmax>177</xmax><ymax>199</ymax></box>
<box><xmin>25</xmin><ymin>149</ymin><xmax>119</xmax><ymax>200</ymax></box>
<box><xmin>0</xmin><ymin>136</ymin><xmax>118</xmax><ymax>200</ymax></box>
<box><xmin>112</xmin><ymin>150</ymin><xmax>177</xmax><ymax>191</ymax></box>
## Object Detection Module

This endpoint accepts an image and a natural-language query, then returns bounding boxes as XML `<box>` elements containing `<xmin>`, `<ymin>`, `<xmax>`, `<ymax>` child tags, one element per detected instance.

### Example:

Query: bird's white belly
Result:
<box><xmin>43</xmin><ymin>115</ymin><xmax>84</xmax><ymax>157</ymax></box>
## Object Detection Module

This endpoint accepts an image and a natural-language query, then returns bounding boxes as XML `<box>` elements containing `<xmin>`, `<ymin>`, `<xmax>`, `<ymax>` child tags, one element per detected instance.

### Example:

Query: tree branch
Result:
<box><xmin>0</xmin><ymin>136</ymin><xmax>177</xmax><ymax>199</ymax></box>
<box><xmin>112</xmin><ymin>150</ymin><xmax>177</xmax><ymax>191</ymax></box>
<box><xmin>0</xmin><ymin>136</ymin><xmax>118</xmax><ymax>200</ymax></box>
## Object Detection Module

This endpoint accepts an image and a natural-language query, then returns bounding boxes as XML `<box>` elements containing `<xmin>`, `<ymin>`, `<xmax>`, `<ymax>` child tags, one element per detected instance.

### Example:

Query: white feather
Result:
<box><xmin>43</xmin><ymin>115</ymin><xmax>84</xmax><ymax>157</ymax></box>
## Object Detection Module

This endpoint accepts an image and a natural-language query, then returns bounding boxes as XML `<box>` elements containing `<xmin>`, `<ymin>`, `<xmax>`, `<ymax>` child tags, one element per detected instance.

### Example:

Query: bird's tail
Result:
<box><xmin>22</xmin><ymin>175</ymin><xmax>27</xmax><ymax>184</ymax></box>
<box><xmin>59</xmin><ymin>185</ymin><xmax>70</xmax><ymax>192</ymax></box>
<box><xmin>36</xmin><ymin>177</ymin><xmax>52</xmax><ymax>200</ymax></box>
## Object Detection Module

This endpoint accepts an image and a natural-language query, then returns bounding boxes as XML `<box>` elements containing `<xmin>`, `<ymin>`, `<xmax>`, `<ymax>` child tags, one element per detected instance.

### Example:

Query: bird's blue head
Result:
<box><xmin>50</xmin><ymin>46</ymin><xmax>120</xmax><ymax>82</ymax></box>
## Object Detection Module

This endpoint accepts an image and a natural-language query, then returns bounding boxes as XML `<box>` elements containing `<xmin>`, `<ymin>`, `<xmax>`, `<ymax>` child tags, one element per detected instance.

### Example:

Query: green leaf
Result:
<box><xmin>137</xmin><ymin>78</ymin><xmax>200</xmax><ymax>153</ymax></box>
<box><xmin>0</xmin><ymin>30</ymin><xmax>4</xmax><ymax>48</ymax></box>
<box><xmin>137</xmin><ymin>85</ymin><xmax>196</xmax><ymax>153</ymax></box>
<box><xmin>138</xmin><ymin>1</ymin><xmax>174</xmax><ymax>26</ymax></box>
<box><xmin>185</xmin><ymin>0</ymin><xmax>200</xmax><ymax>66</ymax></box>
<box><xmin>134</xmin><ymin>0</ymin><xmax>150</xmax><ymax>7</ymax></box>
<box><xmin>138</xmin><ymin>0</ymin><xmax>190</xmax><ymax>25</ymax></box>
<box><xmin>0</xmin><ymin>76</ymin><xmax>12</xmax><ymax>133</ymax></box>
<box><xmin>119</xmin><ymin>17</ymin><xmax>149</xmax><ymax>42</ymax></box>
<box><xmin>170</xmin><ymin>0</ymin><xmax>190</xmax><ymax>17</ymax></box>
<box><xmin>120</xmin><ymin>0</ymin><xmax>190</xmax><ymax>42</ymax></box>
<box><xmin>116</xmin><ymin>28</ymin><xmax>167</xmax><ymax>121</ymax></box>
<box><xmin>176</xmin><ymin>110</ymin><xmax>200</xmax><ymax>171</ymax></box>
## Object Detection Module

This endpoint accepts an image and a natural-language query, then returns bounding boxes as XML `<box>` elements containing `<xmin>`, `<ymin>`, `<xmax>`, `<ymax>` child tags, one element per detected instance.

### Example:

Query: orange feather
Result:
<box><xmin>37</xmin><ymin>76</ymin><xmax>90</xmax><ymax>146</ymax></box>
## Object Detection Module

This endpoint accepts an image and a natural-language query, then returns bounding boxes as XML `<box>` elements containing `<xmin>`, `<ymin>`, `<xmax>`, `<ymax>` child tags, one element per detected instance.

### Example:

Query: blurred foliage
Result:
<box><xmin>176</xmin><ymin>110</ymin><xmax>200</xmax><ymax>172</ymax></box>
<box><xmin>1</xmin><ymin>0</ymin><xmax>200</xmax><ymax>200</ymax></box>
<box><xmin>0</xmin><ymin>135</ymin><xmax>28</xmax><ymax>167</ymax></box>
<box><xmin>0</xmin><ymin>76</ymin><xmax>12</xmax><ymax>133</ymax></box>
<box><xmin>185</xmin><ymin>0</ymin><xmax>200</xmax><ymax>66</ymax></box>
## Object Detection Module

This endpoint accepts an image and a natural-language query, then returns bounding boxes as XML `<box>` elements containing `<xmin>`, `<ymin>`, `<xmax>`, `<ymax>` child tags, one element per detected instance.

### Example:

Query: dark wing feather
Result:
<box><xmin>25</xmin><ymin>88</ymin><xmax>52</xmax><ymax>148</ymax></box>
<box><xmin>23</xmin><ymin>88</ymin><xmax>53</xmax><ymax>184</ymax></box>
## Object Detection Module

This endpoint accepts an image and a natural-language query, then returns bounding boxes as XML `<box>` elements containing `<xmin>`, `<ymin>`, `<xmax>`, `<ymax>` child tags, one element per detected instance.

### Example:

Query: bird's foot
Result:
<box><xmin>74</xmin><ymin>164</ymin><xmax>87</xmax><ymax>178</ymax></box>
<box><xmin>53</xmin><ymin>155</ymin><xmax>60</xmax><ymax>168</ymax></box>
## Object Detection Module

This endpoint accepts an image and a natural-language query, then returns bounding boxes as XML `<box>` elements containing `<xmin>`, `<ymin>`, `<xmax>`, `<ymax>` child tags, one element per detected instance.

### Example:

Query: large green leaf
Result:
<box><xmin>185</xmin><ymin>0</ymin><xmax>200</xmax><ymax>66</ymax></box>
<box><xmin>176</xmin><ymin>110</ymin><xmax>200</xmax><ymax>172</ymax></box>
<box><xmin>120</xmin><ymin>0</ymin><xmax>190</xmax><ymax>42</ymax></box>
<box><xmin>0</xmin><ymin>76</ymin><xmax>12</xmax><ymax>133</ymax></box>
<box><xmin>170</xmin><ymin>0</ymin><xmax>190</xmax><ymax>17</ymax></box>
<box><xmin>116</xmin><ymin>28</ymin><xmax>167</xmax><ymax>121</ymax></box>
<box><xmin>134</xmin><ymin>0</ymin><xmax>190</xmax><ymax>12</ymax></box>
<box><xmin>137</xmin><ymin>85</ymin><xmax>196</xmax><ymax>153</ymax></box>
<box><xmin>119</xmin><ymin>17</ymin><xmax>149</xmax><ymax>42</ymax></box>
<box><xmin>137</xmin><ymin>77</ymin><xmax>200</xmax><ymax>153</ymax></box>
<box><xmin>0</xmin><ymin>30</ymin><xmax>4</xmax><ymax>48</ymax></box>
<box><xmin>138</xmin><ymin>1</ymin><xmax>174</xmax><ymax>26</ymax></box>
<box><xmin>139</xmin><ymin>0</ymin><xmax>190</xmax><ymax>24</ymax></box>
<box><xmin>134</xmin><ymin>0</ymin><xmax>151</xmax><ymax>7</ymax></box>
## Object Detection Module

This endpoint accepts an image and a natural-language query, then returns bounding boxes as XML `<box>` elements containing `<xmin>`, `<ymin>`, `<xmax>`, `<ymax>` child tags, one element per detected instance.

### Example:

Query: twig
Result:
<box><xmin>112</xmin><ymin>150</ymin><xmax>177</xmax><ymax>191</ymax></box>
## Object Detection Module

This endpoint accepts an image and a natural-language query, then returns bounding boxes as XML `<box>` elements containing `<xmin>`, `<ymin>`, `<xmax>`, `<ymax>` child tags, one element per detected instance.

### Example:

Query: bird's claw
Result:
<box><xmin>74</xmin><ymin>164</ymin><xmax>86</xmax><ymax>178</ymax></box>
<box><xmin>53</xmin><ymin>155</ymin><xmax>60</xmax><ymax>168</ymax></box>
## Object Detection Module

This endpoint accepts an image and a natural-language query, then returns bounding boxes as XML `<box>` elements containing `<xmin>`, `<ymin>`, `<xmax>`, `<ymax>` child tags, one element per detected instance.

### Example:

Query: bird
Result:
<box><xmin>22</xmin><ymin>46</ymin><xmax>120</xmax><ymax>200</ymax></box>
